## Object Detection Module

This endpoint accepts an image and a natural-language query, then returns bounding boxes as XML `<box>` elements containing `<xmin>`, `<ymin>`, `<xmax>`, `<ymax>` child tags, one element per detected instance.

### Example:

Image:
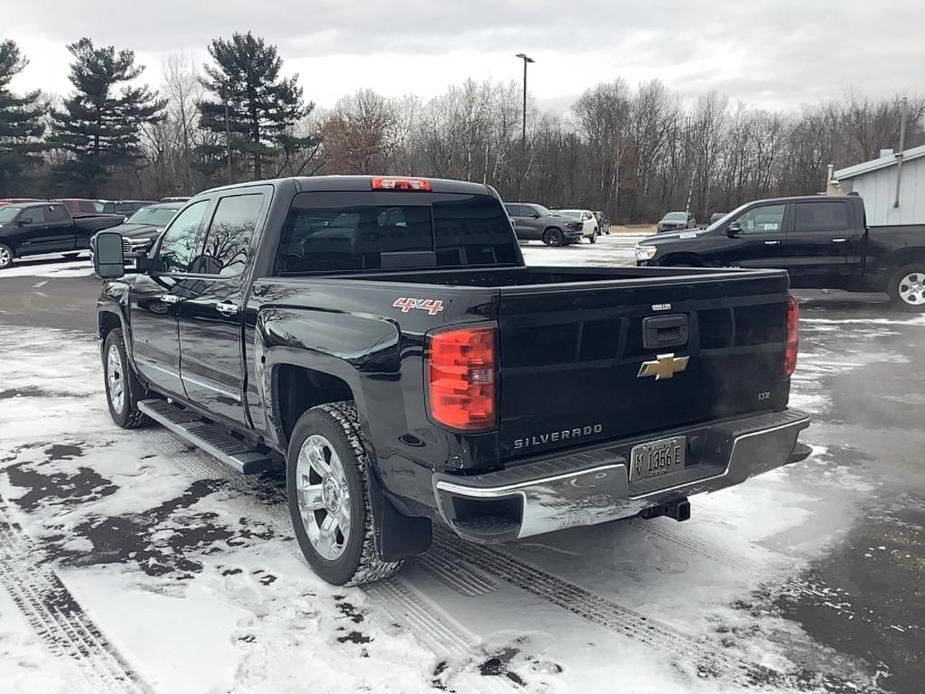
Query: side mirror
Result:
<box><xmin>17</xmin><ymin>217</ymin><xmax>32</xmax><ymax>226</ymax></box>
<box><xmin>726</xmin><ymin>222</ymin><xmax>743</xmax><ymax>238</ymax></box>
<box><xmin>93</xmin><ymin>230</ymin><xmax>126</xmax><ymax>279</ymax></box>
<box><xmin>529</xmin><ymin>211</ymin><xmax>540</xmax><ymax>218</ymax></box>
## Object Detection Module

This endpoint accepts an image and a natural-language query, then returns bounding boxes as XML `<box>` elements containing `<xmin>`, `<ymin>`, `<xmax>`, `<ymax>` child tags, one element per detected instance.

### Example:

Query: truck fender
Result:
<box><xmin>254</xmin><ymin>306</ymin><xmax>401</xmax><ymax>452</ymax></box>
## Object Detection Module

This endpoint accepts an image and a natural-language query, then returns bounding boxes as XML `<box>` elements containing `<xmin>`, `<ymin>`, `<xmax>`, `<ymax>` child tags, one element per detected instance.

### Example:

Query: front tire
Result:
<box><xmin>542</xmin><ymin>228</ymin><xmax>564</xmax><ymax>246</ymax></box>
<box><xmin>287</xmin><ymin>402</ymin><xmax>403</xmax><ymax>586</ymax></box>
<box><xmin>589</xmin><ymin>232</ymin><xmax>597</xmax><ymax>244</ymax></box>
<box><xmin>887</xmin><ymin>264</ymin><xmax>925</xmax><ymax>312</ymax></box>
<box><xmin>102</xmin><ymin>328</ymin><xmax>150</xmax><ymax>428</ymax></box>
<box><xmin>0</xmin><ymin>243</ymin><xmax>14</xmax><ymax>270</ymax></box>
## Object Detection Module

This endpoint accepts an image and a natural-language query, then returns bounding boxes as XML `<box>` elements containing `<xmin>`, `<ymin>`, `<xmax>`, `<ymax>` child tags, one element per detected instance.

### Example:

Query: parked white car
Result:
<box><xmin>554</xmin><ymin>209</ymin><xmax>598</xmax><ymax>243</ymax></box>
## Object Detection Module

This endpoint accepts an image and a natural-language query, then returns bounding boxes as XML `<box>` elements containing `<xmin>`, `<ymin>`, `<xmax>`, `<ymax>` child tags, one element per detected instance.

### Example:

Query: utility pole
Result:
<box><xmin>515</xmin><ymin>53</ymin><xmax>534</xmax><ymax>197</ymax></box>
<box><xmin>894</xmin><ymin>96</ymin><xmax>908</xmax><ymax>208</ymax></box>
<box><xmin>225</xmin><ymin>97</ymin><xmax>232</xmax><ymax>185</ymax></box>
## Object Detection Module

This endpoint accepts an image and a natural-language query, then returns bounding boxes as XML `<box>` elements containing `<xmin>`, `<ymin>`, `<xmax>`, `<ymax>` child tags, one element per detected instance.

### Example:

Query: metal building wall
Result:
<box><xmin>843</xmin><ymin>156</ymin><xmax>925</xmax><ymax>226</ymax></box>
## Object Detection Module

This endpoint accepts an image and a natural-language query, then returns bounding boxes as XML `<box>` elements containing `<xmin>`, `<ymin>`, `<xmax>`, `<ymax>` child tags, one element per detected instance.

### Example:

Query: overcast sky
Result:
<box><xmin>4</xmin><ymin>0</ymin><xmax>923</xmax><ymax>113</ymax></box>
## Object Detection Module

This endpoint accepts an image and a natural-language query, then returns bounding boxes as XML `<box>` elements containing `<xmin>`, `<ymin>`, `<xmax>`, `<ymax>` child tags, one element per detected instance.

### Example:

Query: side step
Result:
<box><xmin>138</xmin><ymin>399</ymin><xmax>276</xmax><ymax>474</ymax></box>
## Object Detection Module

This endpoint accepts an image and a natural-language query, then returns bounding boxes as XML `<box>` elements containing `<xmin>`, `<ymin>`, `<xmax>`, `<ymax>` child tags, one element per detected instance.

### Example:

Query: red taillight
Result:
<box><xmin>785</xmin><ymin>296</ymin><xmax>799</xmax><ymax>376</ymax></box>
<box><xmin>427</xmin><ymin>327</ymin><xmax>496</xmax><ymax>431</ymax></box>
<box><xmin>371</xmin><ymin>177</ymin><xmax>431</xmax><ymax>192</ymax></box>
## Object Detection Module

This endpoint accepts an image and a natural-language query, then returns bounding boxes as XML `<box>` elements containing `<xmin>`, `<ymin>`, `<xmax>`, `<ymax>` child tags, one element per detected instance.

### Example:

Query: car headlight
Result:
<box><xmin>635</xmin><ymin>244</ymin><xmax>658</xmax><ymax>261</ymax></box>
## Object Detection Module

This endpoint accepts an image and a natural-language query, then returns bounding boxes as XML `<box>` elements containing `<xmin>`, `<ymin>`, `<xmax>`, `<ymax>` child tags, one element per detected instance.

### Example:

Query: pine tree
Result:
<box><xmin>47</xmin><ymin>38</ymin><xmax>165</xmax><ymax>196</ymax></box>
<box><xmin>0</xmin><ymin>40</ymin><xmax>46</xmax><ymax>197</ymax></box>
<box><xmin>198</xmin><ymin>32</ymin><xmax>318</xmax><ymax>181</ymax></box>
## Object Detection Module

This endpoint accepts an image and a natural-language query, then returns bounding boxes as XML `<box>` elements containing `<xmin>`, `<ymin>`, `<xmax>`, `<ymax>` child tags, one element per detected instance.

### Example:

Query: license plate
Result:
<box><xmin>629</xmin><ymin>436</ymin><xmax>687</xmax><ymax>482</ymax></box>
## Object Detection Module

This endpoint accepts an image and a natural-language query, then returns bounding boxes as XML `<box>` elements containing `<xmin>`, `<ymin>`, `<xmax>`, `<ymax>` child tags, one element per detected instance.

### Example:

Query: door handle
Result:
<box><xmin>831</xmin><ymin>238</ymin><xmax>848</xmax><ymax>243</ymax></box>
<box><xmin>215</xmin><ymin>301</ymin><xmax>239</xmax><ymax>317</ymax></box>
<box><xmin>161</xmin><ymin>294</ymin><xmax>179</xmax><ymax>304</ymax></box>
<box><xmin>763</xmin><ymin>240</ymin><xmax>781</xmax><ymax>246</ymax></box>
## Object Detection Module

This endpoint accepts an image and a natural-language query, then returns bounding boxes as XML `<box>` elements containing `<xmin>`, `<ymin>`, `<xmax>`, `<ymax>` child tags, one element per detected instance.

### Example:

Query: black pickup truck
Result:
<box><xmin>635</xmin><ymin>194</ymin><xmax>925</xmax><ymax>311</ymax></box>
<box><xmin>0</xmin><ymin>201</ymin><xmax>124</xmax><ymax>269</ymax></box>
<box><xmin>92</xmin><ymin>175</ymin><xmax>810</xmax><ymax>586</ymax></box>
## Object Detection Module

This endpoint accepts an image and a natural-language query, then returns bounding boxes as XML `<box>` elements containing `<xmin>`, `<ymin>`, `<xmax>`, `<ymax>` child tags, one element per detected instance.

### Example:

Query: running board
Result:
<box><xmin>138</xmin><ymin>399</ymin><xmax>275</xmax><ymax>475</ymax></box>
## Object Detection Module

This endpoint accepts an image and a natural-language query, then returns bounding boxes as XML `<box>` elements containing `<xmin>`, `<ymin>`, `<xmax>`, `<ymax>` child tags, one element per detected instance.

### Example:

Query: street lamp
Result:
<box><xmin>515</xmin><ymin>53</ymin><xmax>534</xmax><ymax>194</ymax></box>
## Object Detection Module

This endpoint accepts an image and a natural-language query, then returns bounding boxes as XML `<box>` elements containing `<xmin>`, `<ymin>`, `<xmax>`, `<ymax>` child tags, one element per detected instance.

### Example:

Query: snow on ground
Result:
<box><xmin>2</xmin><ymin>237</ymin><xmax>923</xmax><ymax>693</ymax></box>
<box><xmin>0</xmin><ymin>253</ymin><xmax>94</xmax><ymax>279</ymax></box>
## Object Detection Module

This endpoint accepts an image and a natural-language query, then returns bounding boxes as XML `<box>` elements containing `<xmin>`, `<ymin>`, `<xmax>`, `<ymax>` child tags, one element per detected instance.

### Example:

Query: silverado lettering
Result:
<box><xmin>514</xmin><ymin>424</ymin><xmax>604</xmax><ymax>450</ymax></box>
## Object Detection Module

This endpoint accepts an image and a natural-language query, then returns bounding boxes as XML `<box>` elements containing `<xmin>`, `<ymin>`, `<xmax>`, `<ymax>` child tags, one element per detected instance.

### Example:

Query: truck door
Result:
<box><xmin>713</xmin><ymin>202</ymin><xmax>789</xmax><ymax>268</ymax></box>
<box><xmin>12</xmin><ymin>205</ymin><xmax>67</xmax><ymax>255</ymax></box>
<box><xmin>177</xmin><ymin>189</ymin><xmax>268</xmax><ymax>426</ymax></box>
<box><xmin>784</xmin><ymin>199</ymin><xmax>856</xmax><ymax>288</ymax></box>
<box><xmin>129</xmin><ymin>199</ymin><xmax>212</xmax><ymax>397</ymax></box>
<box><xmin>508</xmin><ymin>204</ymin><xmax>539</xmax><ymax>240</ymax></box>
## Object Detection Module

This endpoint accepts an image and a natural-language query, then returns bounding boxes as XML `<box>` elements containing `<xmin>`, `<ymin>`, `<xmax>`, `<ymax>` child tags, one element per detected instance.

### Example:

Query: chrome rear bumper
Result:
<box><xmin>433</xmin><ymin>409</ymin><xmax>810</xmax><ymax>544</ymax></box>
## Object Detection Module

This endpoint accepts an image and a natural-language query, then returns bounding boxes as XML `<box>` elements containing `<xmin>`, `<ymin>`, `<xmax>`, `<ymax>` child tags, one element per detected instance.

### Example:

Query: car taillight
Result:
<box><xmin>785</xmin><ymin>296</ymin><xmax>799</xmax><ymax>376</ymax></box>
<box><xmin>427</xmin><ymin>327</ymin><xmax>496</xmax><ymax>431</ymax></box>
<box><xmin>371</xmin><ymin>177</ymin><xmax>432</xmax><ymax>192</ymax></box>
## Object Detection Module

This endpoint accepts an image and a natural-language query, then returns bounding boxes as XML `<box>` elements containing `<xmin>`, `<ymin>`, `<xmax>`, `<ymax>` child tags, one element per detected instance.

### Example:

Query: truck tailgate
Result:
<box><xmin>497</xmin><ymin>269</ymin><xmax>792</xmax><ymax>459</ymax></box>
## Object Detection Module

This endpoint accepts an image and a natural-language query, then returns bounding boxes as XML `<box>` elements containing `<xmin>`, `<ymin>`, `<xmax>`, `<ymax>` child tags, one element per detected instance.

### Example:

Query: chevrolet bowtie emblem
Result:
<box><xmin>638</xmin><ymin>353</ymin><xmax>690</xmax><ymax>380</ymax></box>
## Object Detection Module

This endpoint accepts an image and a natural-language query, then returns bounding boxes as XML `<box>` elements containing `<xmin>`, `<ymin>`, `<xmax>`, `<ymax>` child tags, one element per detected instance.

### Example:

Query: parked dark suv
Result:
<box><xmin>657</xmin><ymin>211</ymin><xmax>697</xmax><ymax>233</ymax></box>
<box><xmin>504</xmin><ymin>203</ymin><xmax>584</xmax><ymax>246</ymax></box>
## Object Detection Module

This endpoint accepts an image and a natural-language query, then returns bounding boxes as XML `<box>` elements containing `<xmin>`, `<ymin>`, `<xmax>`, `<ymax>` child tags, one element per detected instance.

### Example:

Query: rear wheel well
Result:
<box><xmin>98</xmin><ymin>311</ymin><xmax>122</xmax><ymax>342</ymax></box>
<box><xmin>276</xmin><ymin>365</ymin><xmax>354</xmax><ymax>446</ymax></box>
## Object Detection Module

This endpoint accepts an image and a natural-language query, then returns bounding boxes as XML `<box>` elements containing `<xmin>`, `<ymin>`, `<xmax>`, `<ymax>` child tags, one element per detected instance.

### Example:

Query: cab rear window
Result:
<box><xmin>273</xmin><ymin>192</ymin><xmax>518</xmax><ymax>274</ymax></box>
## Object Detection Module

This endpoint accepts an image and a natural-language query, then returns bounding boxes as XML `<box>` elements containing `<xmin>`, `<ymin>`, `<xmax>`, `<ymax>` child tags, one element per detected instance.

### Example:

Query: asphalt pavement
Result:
<box><xmin>0</xmin><ymin>238</ymin><xmax>922</xmax><ymax>693</ymax></box>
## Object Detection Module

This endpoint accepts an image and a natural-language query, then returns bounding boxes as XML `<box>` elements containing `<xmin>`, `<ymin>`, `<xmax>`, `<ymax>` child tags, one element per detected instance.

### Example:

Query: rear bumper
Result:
<box><xmin>433</xmin><ymin>408</ymin><xmax>810</xmax><ymax>544</ymax></box>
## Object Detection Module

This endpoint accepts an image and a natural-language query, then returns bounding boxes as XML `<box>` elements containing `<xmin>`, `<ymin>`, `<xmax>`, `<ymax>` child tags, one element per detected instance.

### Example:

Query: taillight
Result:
<box><xmin>371</xmin><ymin>177</ymin><xmax>431</xmax><ymax>192</ymax></box>
<box><xmin>427</xmin><ymin>327</ymin><xmax>496</xmax><ymax>431</ymax></box>
<box><xmin>785</xmin><ymin>296</ymin><xmax>799</xmax><ymax>376</ymax></box>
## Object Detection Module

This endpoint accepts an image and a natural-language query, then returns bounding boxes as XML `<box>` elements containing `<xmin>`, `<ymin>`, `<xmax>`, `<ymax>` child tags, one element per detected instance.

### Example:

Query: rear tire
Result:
<box><xmin>542</xmin><ymin>228</ymin><xmax>564</xmax><ymax>246</ymax></box>
<box><xmin>0</xmin><ymin>243</ymin><xmax>13</xmax><ymax>270</ymax></box>
<box><xmin>887</xmin><ymin>264</ymin><xmax>925</xmax><ymax>312</ymax></box>
<box><xmin>102</xmin><ymin>329</ymin><xmax>151</xmax><ymax>428</ymax></box>
<box><xmin>589</xmin><ymin>232</ymin><xmax>597</xmax><ymax>244</ymax></box>
<box><xmin>287</xmin><ymin>401</ymin><xmax>403</xmax><ymax>586</ymax></box>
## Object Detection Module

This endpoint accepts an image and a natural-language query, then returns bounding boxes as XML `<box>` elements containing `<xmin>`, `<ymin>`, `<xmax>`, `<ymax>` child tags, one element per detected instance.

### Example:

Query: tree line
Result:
<box><xmin>0</xmin><ymin>33</ymin><xmax>922</xmax><ymax>222</ymax></box>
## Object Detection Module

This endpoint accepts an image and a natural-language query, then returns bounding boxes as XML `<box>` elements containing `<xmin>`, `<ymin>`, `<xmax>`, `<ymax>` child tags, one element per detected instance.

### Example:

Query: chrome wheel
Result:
<box><xmin>106</xmin><ymin>343</ymin><xmax>125</xmax><ymax>414</ymax></box>
<box><xmin>0</xmin><ymin>245</ymin><xmax>12</xmax><ymax>269</ymax></box>
<box><xmin>898</xmin><ymin>272</ymin><xmax>925</xmax><ymax>306</ymax></box>
<box><xmin>296</xmin><ymin>434</ymin><xmax>351</xmax><ymax>561</ymax></box>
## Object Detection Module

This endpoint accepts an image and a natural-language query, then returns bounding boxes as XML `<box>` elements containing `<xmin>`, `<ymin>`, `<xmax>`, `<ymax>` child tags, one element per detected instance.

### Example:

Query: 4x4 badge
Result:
<box><xmin>638</xmin><ymin>353</ymin><xmax>689</xmax><ymax>380</ymax></box>
<box><xmin>393</xmin><ymin>297</ymin><xmax>445</xmax><ymax>315</ymax></box>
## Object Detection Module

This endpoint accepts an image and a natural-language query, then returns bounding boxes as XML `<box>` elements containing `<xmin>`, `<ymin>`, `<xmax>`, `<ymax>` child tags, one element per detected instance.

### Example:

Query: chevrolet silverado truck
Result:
<box><xmin>0</xmin><ymin>201</ymin><xmax>124</xmax><ymax>269</ymax></box>
<box><xmin>92</xmin><ymin>175</ymin><xmax>811</xmax><ymax>586</ymax></box>
<box><xmin>636</xmin><ymin>194</ymin><xmax>925</xmax><ymax>311</ymax></box>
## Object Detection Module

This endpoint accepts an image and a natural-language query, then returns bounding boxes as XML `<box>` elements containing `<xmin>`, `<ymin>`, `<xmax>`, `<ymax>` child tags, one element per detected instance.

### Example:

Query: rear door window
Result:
<box><xmin>793</xmin><ymin>201</ymin><xmax>849</xmax><ymax>232</ymax></box>
<box><xmin>46</xmin><ymin>205</ymin><xmax>68</xmax><ymax>223</ymax></box>
<box><xmin>274</xmin><ymin>192</ymin><xmax>517</xmax><ymax>274</ymax></box>
<box><xmin>193</xmin><ymin>193</ymin><xmax>264</xmax><ymax>277</ymax></box>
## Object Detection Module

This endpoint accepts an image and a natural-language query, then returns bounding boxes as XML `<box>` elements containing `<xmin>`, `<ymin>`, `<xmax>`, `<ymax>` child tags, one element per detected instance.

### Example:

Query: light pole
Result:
<box><xmin>515</xmin><ymin>53</ymin><xmax>534</xmax><ymax>196</ymax></box>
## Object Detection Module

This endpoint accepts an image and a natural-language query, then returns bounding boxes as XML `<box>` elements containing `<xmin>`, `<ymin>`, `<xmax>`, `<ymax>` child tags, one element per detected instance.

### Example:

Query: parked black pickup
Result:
<box><xmin>635</xmin><ymin>194</ymin><xmax>925</xmax><ymax>311</ymax></box>
<box><xmin>0</xmin><ymin>201</ymin><xmax>124</xmax><ymax>269</ymax></box>
<box><xmin>92</xmin><ymin>175</ymin><xmax>810</xmax><ymax>586</ymax></box>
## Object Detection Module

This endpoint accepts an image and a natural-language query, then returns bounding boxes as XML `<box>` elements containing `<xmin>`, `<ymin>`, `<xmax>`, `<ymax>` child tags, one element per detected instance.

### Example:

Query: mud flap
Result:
<box><xmin>367</xmin><ymin>468</ymin><xmax>432</xmax><ymax>561</ymax></box>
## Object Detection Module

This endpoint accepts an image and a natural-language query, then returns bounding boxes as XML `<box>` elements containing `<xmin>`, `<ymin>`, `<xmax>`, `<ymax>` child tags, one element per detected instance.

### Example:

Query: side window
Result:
<box><xmin>193</xmin><ymin>194</ymin><xmax>263</xmax><ymax>277</ymax></box>
<box><xmin>21</xmin><ymin>206</ymin><xmax>46</xmax><ymax>224</ymax></box>
<box><xmin>793</xmin><ymin>202</ymin><xmax>848</xmax><ymax>232</ymax></box>
<box><xmin>734</xmin><ymin>204</ymin><xmax>785</xmax><ymax>233</ymax></box>
<box><xmin>156</xmin><ymin>200</ymin><xmax>210</xmax><ymax>273</ymax></box>
<box><xmin>46</xmin><ymin>205</ymin><xmax>68</xmax><ymax>223</ymax></box>
<box><xmin>507</xmin><ymin>205</ymin><xmax>525</xmax><ymax>217</ymax></box>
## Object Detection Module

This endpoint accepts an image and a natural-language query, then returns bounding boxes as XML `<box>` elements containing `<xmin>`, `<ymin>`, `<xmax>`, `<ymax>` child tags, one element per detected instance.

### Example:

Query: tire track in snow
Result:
<box><xmin>428</xmin><ymin>529</ymin><xmax>871</xmax><ymax>691</ymax></box>
<box><xmin>625</xmin><ymin>518</ymin><xmax>761</xmax><ymax>572</ymax></box>
<box><xmin>0</xmin><ymin>500</ymin><xmax>152</xmax><ymax>694</ymax></box>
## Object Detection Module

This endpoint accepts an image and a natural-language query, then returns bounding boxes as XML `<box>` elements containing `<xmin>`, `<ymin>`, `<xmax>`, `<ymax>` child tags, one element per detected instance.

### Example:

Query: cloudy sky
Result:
<box><xmin>4</xmin><ymin>0</ymin><xmax>923</xmax><ymax>113</ymax></box>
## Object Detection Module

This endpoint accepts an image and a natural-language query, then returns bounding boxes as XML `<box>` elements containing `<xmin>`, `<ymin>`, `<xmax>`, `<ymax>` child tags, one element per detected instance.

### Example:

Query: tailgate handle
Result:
<box><xmin>643</xmin><ymin>314</ymin><xmax>689</xmax><ymax>350</ymax></box>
